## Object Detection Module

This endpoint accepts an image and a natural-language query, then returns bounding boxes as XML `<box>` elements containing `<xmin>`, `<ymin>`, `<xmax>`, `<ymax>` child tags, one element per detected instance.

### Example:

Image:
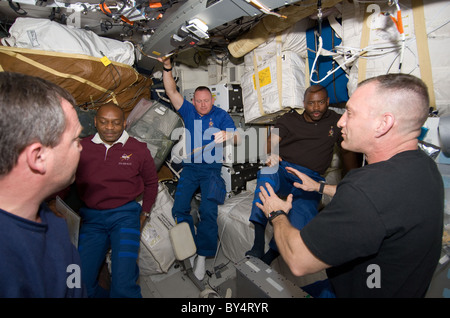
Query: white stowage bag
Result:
<box><xmin>340</xmin><ymin>0</ymin><xmax>450</xmax><ymax>115</ymax></box>
<box><xmin>138</xmin><ymin>183</ymin><xmax>176</xmax><ymax>275</ymax></box>
<box><xmin>1</xmin><ymin>17</ymin><xmax>135</xmax><ymax>65</ymax></box>
<box><xmin>242</xmin><ymin>19</ymin><xmax>310</xmax><ymax>73</ymax></box>
<box><xmin>241</xmin><ymin>50</ymin><xmax>306</xmax><ymax>123</ymax></box>
<box><xmin>217</xmin><ymin>191</ymin><xmax>273</xmax><ymax>263</ymax></box>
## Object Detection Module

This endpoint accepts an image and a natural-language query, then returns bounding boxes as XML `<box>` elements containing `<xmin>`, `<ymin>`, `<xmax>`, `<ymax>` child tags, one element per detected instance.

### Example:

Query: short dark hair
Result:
<box><xmin>359</xmin><ymin>73</ymin><xmax>430</xmax><ymax>131</ymax></box>
<box><xmin>358</xmin><ymin>73</ymin><xmax>430</xmax><ymax>122</ymax></box>
<box><xmin>194</xmin><ymin>86</ymin><xmax>212</xmax><ymax>96</ymax></box>
<box><xmin>96</xmin><ymin>103</ymin><xmax>125</xmax><ymax>121</ymax></box>
<box><xmin>359</xmin><ymin>73</ymin><xmax>429</xmax><ymax>108</ymax></box>
<box><xmin>304</xmin><ymin>85</ymin><xmax>328</xmax><ymax>101</ymax></box>
<box><xmin>0</xmin><ymin>72</ymin><xmax>76</xmax><ymax>175</ymax></box>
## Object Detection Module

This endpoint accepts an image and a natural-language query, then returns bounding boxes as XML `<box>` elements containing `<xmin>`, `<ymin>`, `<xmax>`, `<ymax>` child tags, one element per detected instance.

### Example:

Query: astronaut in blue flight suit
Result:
<box><xmin>158</xmin><ymin>57</ymin><xmax>239</xmax><ymax>280</ymax></box>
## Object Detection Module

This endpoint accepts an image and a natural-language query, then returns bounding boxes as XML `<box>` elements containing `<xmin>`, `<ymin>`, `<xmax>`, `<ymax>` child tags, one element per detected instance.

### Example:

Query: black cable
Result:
<box><xmin>317</xmin><ymin>0</ymin><xmax>322</xmax><ymax>36</ymax></box>
<box><xmin>8</xmin><ymin>0</ymin><xmax>27</xmax><ymax>15</ymax></box>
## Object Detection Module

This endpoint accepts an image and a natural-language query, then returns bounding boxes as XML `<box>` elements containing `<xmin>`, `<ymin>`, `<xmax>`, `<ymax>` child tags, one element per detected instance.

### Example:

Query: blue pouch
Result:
<box><xmin>207</xmin><ymin>172</ymin><xmax>226</xmax><ymax>205</ymax></box>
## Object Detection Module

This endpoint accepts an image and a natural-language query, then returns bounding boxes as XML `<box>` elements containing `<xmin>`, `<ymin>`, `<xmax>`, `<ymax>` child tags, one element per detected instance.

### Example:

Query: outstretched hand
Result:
<box><xmin>213</xmin><ymin>130</ymin><xmax>234</xmax><ymax>144</ymax></box>
<box><xmin>255</xmin><ymin>183</ymin><xmax>292</xmax><ymax>218</ymax></box>
<box><xmin>285</xmin><ymin>166</ymin><xmax>319</xmax><ymax>192</ymax></box>
<box><xmin>157</xmin><ymin>56</ymin><xmax>172</xmax><ymax>68</ymax></box>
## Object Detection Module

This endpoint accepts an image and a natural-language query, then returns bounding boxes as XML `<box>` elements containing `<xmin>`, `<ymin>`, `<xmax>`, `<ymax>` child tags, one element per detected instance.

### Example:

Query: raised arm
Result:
<box><xmin>158</xmin><ymin>57</ymin><xmax>184</xmax><ymax>111</ymax></box>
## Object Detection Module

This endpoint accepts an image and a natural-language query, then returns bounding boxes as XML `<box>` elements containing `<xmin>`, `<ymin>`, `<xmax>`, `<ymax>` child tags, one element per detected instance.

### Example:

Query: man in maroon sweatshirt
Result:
<box><xmin>75</xmin><ymin>104</ymin><xmax>158</xmax><ymax>298</ymax></box>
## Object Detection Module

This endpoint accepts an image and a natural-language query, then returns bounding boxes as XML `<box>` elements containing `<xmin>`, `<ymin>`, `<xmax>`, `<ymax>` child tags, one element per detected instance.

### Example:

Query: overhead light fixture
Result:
<box><xmin>185</xmin><ymin>18</ymin><xmax>209</xmax><ymax>39</ymax></box>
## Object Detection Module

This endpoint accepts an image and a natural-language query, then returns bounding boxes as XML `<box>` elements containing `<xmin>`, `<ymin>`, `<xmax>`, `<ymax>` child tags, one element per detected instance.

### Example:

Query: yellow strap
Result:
<box><xmin>252</xmin><ymin>53</ymin><xmax>265</xmax><ymax>116</ymax></box>
<box><xmin>0</xmin><ymin>47</ymin><xmax>122</xmax><ymax>104</ymax></box>
<box><xmin>412</xmin><ymin>0</ymin><xmax>436</xmax><ymax>109</ymax></box>
<box><xmin>358</xmin><ymin>4</ymin><xmax>371</xmax><ymax>82</ymax></box>
<box><xmin>0</xmin><ymin>45</ymin><xmax>132</xmax><ymax>66</ymax></box>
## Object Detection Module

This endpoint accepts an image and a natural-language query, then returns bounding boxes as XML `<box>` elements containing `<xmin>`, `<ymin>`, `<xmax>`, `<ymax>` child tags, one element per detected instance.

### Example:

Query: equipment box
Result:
<box><xmin>235</xmin><ymin>257</ymin><xmax>310</xmax><ymax>298</ymax></box>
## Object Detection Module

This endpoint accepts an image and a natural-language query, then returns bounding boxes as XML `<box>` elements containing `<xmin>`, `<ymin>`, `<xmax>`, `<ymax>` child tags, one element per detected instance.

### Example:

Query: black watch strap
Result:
<box><xmin>268</xmin><ymin>210</ymin><xmax>287</xmax><ymax>225</ymax></box>
<box><xmin>318</xmin><ymin>181</ymin><xmax>326</xmax><ymax>194</ymax></box>
<box><xmin>163</xmin><ymin>66</ymin><xmax>173</xmax><ymax>72</ymax></box>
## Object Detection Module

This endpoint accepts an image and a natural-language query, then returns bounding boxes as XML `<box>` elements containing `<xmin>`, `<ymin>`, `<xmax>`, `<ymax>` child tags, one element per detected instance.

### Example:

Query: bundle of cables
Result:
<box><xmin>309</xmin><ymin>0</ymin><xmax>405</xmax><ymax>85</ymax></box>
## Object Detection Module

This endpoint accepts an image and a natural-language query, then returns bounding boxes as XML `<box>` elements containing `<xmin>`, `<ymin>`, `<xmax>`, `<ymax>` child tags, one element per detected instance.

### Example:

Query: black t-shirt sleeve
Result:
<box><xmin>300</xmin><ymin>180</ymin><xmax>386</xmax><ymax>267</ymax></box>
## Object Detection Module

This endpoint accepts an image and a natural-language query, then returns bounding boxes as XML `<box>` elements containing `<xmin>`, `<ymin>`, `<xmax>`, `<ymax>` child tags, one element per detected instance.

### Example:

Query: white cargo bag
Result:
<box><xmin>217</xmin><ymin>191</ymin><xmax>273</xmax><ymax>263</ymax></box>
<box><xmin>138</xmin><ymin>183</ymin><xmax>176</xmax><ymax>275</ymax></box>
<box><xmin>243</xmin><ymin>19</ymin><xmax>309</xmax><ymax>73</ymax></box>
<box><xmin>241</xmin><ymin>50</ymin><xmax>306</xmax><ymax>123</ymax></box>
<box><xmin>2</xmin><ymin>17</ymin><xmax>135</xmax><ymax>65</ymax></box>
<box><xmin>340</xmin><ymin>0</ymin><xmax>450</xmax><ymax>115</ymax></box>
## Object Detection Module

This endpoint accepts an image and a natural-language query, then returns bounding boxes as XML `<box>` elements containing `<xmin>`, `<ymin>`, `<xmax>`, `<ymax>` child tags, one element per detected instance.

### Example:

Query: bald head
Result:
<box><xmin>359</xmin><ymin>74</ymin><xmax>429</xmax><ymax>135</ymax></box>
<box><xmin>97</xmin><ymin>104</ymin><xmax>125</xmax><ymax>120</ymax></box>
<box><xmin>94</xmin><ymin>104</ymin><xmax>126</xmax><ymax>145</ymax></box>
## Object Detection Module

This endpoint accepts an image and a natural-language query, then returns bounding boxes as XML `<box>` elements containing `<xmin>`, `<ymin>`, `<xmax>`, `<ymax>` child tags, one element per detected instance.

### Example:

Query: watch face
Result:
<box><xmin>269</xmin><ymin>211</ymin><xmax>279</xmax><ymax>219</ymax></box>
<box><xmin>269</xmin><ymin>211</ymin><xmax>286</xmax><ymax>223</ymax></box>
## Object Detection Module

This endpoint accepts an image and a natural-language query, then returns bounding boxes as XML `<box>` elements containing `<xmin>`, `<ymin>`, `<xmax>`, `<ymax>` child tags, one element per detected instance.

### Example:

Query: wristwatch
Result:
<box><xmin>268</xmin><ymin>210</ymin><xmax>287</xmax><ymax>225</ymax></box>
<box><xmin>163</xmin><ymin>66</ymin><xmax>173</xmax><ymax>72</ymax></box>
<box><xmin>318</xmin><ymin>181</ymin><xmax>326</xmax><ymax>194</ymax></box>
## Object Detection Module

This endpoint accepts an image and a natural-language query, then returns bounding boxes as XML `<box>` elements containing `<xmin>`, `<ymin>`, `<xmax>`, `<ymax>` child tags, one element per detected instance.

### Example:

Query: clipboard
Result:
<box><xmin>55</xmin><ymin>196</ymin><xmax>81</xmax><ymax>248</ymax></box>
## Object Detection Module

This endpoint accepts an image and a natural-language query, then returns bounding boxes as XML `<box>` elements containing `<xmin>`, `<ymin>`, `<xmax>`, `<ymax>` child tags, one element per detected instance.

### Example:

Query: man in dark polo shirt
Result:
<box><xmin>247</xmin><ymin>85</ymin><xmax>357</xmax><ymax>265</ymax></box>
<box><xmin>76</xmin><ymin>104</ymin><xmax>158</xmax><ymax>298</ymax></box>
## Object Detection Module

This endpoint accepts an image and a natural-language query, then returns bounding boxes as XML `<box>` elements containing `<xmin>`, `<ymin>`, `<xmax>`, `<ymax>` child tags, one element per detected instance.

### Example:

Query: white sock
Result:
<box><xmin>189</xmin><ymin>254</ymin><xmax>197</xmax><ymax>268</ymax></box>
<box><xmin>193</xmin><ymin>255</ymin><xmax>206</xmax><ymax>281</ymax></box>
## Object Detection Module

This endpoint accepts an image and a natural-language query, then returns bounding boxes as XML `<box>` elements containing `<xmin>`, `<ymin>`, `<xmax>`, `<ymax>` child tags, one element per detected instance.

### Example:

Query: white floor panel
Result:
<box><xmin>139</xmin><ymin>248</ymin><xmax>239</xmax><ymax>298</ymax></box>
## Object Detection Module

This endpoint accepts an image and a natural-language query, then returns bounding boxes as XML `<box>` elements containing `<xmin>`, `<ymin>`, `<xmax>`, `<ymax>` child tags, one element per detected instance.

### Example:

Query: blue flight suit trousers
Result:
<box><xmin>249</xmin><ymin>160</ymin><xmax>324</xmax><ymax>251</ymax></box>
<box><xmin>172</xmin><ymin>164</ymin><xmax>222</xmax><ymax>257</ymax></box>
<box><xmin>78</xmin><ymin>201</ymin><xmax>142</xmax><ymax>298</ymax></box>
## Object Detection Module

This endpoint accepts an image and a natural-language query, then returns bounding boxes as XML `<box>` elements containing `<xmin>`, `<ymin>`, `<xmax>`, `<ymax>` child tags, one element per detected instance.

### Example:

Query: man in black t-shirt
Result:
<box><xmin>256</xmin><ymin>74</ymin><xmax>443</xmax><ymax>297</ymax></box>
<box><xmin>247</xmin><ymin>85</ymin><xmax>357</xmax><ymax>265</ymax></box>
